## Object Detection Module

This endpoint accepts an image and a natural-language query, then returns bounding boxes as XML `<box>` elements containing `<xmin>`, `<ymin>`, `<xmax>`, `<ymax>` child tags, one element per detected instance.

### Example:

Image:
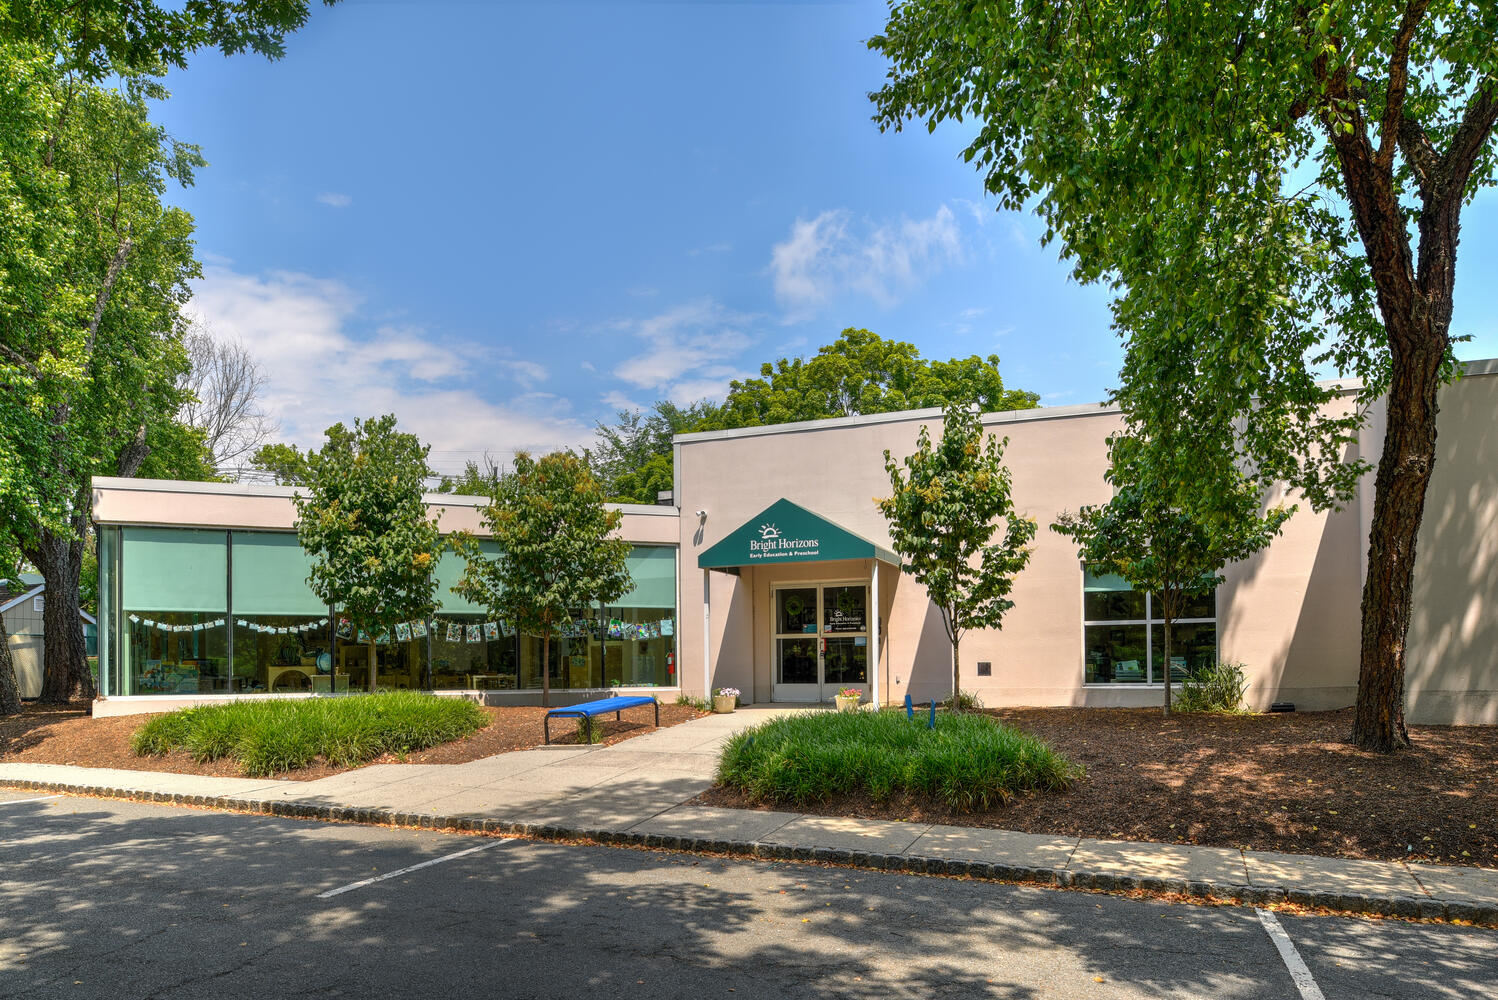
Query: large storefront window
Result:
<box><xmin>121</xmin><ymin>528</ymin><xmax>230</xmax><ymax>694</ymax></box>
<box><xmin>433</xmin><ymin>615</ymin><xmax>520</xmax><ymax>689</ymax></box>
<box><xmin>1082</xmin><ymin>570</ymin><xmax>1217</xmax><ymax>684</ymax></box>
<box><xmin>102</xmin><ymin>528</ymin><xmax>678</xmax><ymax>695</ymax></box>
<box><xmin>231</xmin><ymin>532</ymin><xmax>334</xmax><ymax>692</ymax></box>
<box><xmin>601</xmin><ymin>545</ymin><xmax>677</xmax><ymax>687</ymax></box>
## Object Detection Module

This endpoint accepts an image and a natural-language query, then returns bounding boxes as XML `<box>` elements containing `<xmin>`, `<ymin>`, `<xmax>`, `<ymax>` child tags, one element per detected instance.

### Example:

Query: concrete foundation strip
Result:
<box><xmin>5</xmin><ymin>778</ymin><xmax>1494</xmax><ymax>927</ymax></box>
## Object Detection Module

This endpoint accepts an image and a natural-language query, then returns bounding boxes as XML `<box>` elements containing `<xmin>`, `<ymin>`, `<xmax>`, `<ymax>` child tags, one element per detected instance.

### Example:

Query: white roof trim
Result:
<box><xmin>0</xmin><ymin>583</ymin><xmax>95</xmax><ymax>622</ymax></box>
<box><xmin>0</xmin><ymin>584</ymin><xmax>44</xmax><ymax>616</ymax></box>
<box><xmin>672</xmin><ymin>356</ymin><xmax>1498</xmax><ymax>447</ymax></box>
<box><xmin>90</xmin><ymin>476</ymin><xmax>680</xmax><ymax>517</ymax></box>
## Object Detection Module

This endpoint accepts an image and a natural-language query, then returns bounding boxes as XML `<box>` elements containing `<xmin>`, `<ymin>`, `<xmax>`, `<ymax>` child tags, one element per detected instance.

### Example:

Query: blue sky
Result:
<box><xmin>151</xmin><ymin>0</ymin><xmax>1498</xmax><ymax>478</ymax></box>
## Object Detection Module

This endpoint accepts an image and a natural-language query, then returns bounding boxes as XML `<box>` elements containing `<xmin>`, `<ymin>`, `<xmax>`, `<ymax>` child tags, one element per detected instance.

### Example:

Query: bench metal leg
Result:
<box><xmin>585</xmin><ymin>716</ymin><xmax>594</xmax><ymax>744</ymax></box>
<box><xmin>544</xmin><ymin>716</ymin><xmax>551</xmax><ymax>745</ymax></box>
<box><xmin>654</xmin><ymin>701</ymin><xmax>659</xmax><ymax>727</ymax></box>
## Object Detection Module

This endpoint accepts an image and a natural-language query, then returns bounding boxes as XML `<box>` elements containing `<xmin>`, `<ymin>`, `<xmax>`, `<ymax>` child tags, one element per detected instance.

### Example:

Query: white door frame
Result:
<box><xmin>770</xmin><ymin>578</ymin><xmax>871</xmax><ymax>703</ymax></box>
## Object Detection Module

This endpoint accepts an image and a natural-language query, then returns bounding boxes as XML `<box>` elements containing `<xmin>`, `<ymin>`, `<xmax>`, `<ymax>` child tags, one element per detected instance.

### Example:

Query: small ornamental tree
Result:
<box><xmin>293</xmin><ymin>415</ymin><xmax>440</xmax><ymax>693</ymax></box>
<box><xmin>452</xmin><ymin>451</ymin><xmax>632</xmax><ymax>707</ymax></box>
<box><xmin>876</xmin><ymin>401</ymin><xmax>1036</xmax><ymax>709</ymax></box>
<box><xmin>1054</xmin><ymin>434</ymin><xmax>1293</xmax><ymax>715</ymax></box>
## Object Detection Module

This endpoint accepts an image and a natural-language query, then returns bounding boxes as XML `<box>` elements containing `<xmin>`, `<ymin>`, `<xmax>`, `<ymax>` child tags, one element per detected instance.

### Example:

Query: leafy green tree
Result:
<box><xmin>452</xmin><ymin>451</ymin><xmax>632</xmax><ymax>707</ymax></box>
<box><xmin>589</xmin><ymin>400</ymin><xmax>717</xmax><ymax>503</ymax></box>
<box><xmin>293</xmin><ymin>416</ymin><xmax>441</xmax><ymax>693</ymax></box>
<box><xmin>1054</xmin><ymin>433</ymin><xmax>1294</xmax><ymax>715</ymax></box>
<box><xmin>870</xmin><ymin>3</ymin><xmax>1498</xmax><ymax>751</ymax></box>
<box><xmin>605</xmin><ymin>452</ymin><xmax>674</xmax><ymax>507</ymax></box>
<box><xmin>249</xmin><ymin>442</ymin><xmax>310</xmax><ymax>485</ymax></box>
<box><xmin>876</xmin><ymin>401</ymin><xmax>1036</xmax><ymax>708</ymax></box>
<box><xmin>591</xmin><ymin>330</ymin><xmax>1039</xmax><ymax>502</ymax></box>
<box><xmin>434</xmin><ymin>456</ymin><xmax>506</xmax><ymax>497</ymax></box>
<box><xmin>1</xmin><ymin>47</ymin><xmax>203</xmax><ymax>701</ymax></box>
<box><xmin>1</xmin><ymin>1</ymin><xmax>334</xmax><ymax>80</ymax></box>
<box><xmin>699</xmin><ymin>328</ymin><xmax>1038</xmax><ymax>431</ymax></box>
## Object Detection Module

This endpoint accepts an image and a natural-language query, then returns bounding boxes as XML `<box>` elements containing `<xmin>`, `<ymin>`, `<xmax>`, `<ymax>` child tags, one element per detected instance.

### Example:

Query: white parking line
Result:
<box><xmin>1256</xmin><ymin>908</ymin><xmax>1326</xmax><ymax>1000</ymax></box>
<box><xmin>0</xmin><ymin>794</ymin><xmax>63</xmax><ymax>806</ymax></box>
<box><xmin>318</xmin><ymin>838</ymin><xmax>515</xmax><ymax>898</ymax></box>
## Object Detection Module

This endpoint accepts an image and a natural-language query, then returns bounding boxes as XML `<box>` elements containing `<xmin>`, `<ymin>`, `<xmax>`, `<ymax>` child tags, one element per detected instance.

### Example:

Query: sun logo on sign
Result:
<box><xmin>758</xmin><ymin>523</ymin><xmax>781</xmax><ymax>540</ymax></box>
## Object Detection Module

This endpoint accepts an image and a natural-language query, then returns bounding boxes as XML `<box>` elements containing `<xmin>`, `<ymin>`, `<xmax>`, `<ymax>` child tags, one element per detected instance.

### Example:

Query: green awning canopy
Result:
<box><xmin>697</xmin><ymin>499</ymin><xmax>900</xmax><ymax>570</ymax></box>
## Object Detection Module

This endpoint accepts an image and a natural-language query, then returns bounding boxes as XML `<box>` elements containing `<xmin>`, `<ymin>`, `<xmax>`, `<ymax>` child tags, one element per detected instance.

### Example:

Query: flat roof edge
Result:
<box><xmin>90</xmin><ymin>477</ymin><xmax>678</xmax><ymax>517</ymax></box>
<box><xmin>672</xmin><ymin>357</ymin><xmax>1498</xmax><ymax>446</ymax></box>
<box><xmin>674</xmin><ymin>399</ymin><xmax>1119</xmax><ymax>446</ymax></box>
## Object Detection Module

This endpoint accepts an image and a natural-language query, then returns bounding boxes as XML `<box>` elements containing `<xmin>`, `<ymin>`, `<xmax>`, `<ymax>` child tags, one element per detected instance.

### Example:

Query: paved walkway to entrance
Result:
<box><xmin>3</xmin><ymin>707</ymin><xmax>1495</xmax><ymax>925</ymax></box>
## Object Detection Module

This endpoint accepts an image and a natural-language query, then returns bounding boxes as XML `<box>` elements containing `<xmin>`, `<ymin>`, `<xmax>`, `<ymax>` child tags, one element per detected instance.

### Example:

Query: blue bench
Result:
<box><xmin>544</xmin><ymin>694</ymin><xmax>659</xmax><ymax>745</ymax></box>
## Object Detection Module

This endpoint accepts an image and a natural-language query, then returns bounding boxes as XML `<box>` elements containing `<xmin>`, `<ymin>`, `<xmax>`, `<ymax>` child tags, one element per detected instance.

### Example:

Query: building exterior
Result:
<box><xmin>91</xmin><ymin>361</ymin><xmax>1498</xmax><ymax>723</ymax></box>
<box><xmin>1</xmin><ymin>573</ymin><xmax>97</xmax><ymax>699</ymax></box>
<box><xmin>91</xmin><ymin>485</ymin><xmax>678</xmax><ymax>716</ymax></box>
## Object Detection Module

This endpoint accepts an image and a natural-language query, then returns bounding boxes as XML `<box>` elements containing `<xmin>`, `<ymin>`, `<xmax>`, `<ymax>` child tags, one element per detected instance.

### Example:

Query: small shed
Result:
<box><xmin>1</xmin><ymin>574</ymin><xmax>96</xmax><ymax>698</ymax></box>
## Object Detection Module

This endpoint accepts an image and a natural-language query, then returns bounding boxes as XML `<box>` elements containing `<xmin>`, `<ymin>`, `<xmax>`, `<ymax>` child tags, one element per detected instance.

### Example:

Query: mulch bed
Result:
<box><xmin>0</xmin><ymin>701</ymin><xmax>706</xmax><ymax>782</ymax></box>
<box><xmin>697</xmin><ymin>707</ymin><xmax>1498</xmax><ymax>868</ymax></box>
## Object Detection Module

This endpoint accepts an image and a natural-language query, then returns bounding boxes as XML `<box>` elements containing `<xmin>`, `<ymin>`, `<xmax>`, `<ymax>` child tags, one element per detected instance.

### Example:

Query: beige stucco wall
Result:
<box><xmin>1405</xmin><ymin>370</ymin><xmax>1498</xmax><ymax>723</ymax></box>
<box><xmin>90</xmin><ymin>478</ymin><xmax>678</xmax><ymax>544</ymax></box>
<box><xmin>676</xmin><ymin>375</ymin><xmax>1496</xmax><ymax>721</ymax></box>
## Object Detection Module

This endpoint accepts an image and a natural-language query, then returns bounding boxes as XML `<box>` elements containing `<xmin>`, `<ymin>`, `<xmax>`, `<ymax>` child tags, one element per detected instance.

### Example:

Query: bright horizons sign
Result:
<box><xmin>697</xmin><ymin>499</ymin><xmax>899</xmax><ymax>570</ymax></box>
<box><xmin>747</xmin><ymin>522</ymin><xmax>821</xmax><ymax>561</ymax></box>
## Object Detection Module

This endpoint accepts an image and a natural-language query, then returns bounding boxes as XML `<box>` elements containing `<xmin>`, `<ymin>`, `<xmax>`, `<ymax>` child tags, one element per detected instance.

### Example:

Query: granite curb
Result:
<box><xmin>7</xmin><ymin>776</ymin><xmax>1495</xmax><ymax>927</ymax></box>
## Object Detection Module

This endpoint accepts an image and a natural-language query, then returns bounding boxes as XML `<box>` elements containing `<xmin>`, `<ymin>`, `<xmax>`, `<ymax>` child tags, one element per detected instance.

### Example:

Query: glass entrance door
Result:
<box><xmin>772</xmin><ymin>583</ymin><xmax>869</xmax><ymax>702</ymax></box>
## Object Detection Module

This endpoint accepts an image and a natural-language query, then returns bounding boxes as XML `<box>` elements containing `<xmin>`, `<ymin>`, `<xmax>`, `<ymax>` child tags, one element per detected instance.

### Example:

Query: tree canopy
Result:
<box><xmin>698</xmin><ymin>328</ymin><xmax>1038</xmax><ymax>431</ymax></box>
<box><xmin>589</xmin><ymin>401</ymin><xmax>713</xmax><ymax>504</ymax></box>
<box><xmin>876</xmin><ymin>401</ymin><xmax>1036</xmax><ymax>708</ymax></box>
<box><xmin>0</xmin><ymin>45</ymin><xmax>205</xmax><ymax>700</ymax></box>
<box><xmin>1</xmin><ymin>0</ymin><xmax>335</xmax><ymax>79</ymax></box>
<box><xmin>870</xmin><ymin>1</ymin><xmax>1498</xmax><ymax>750</ymax></box>
<box><xmin>293</xmin><ymin>415</ymin><xmax>441</xmax><ymax>692</ymax></box>
<box><xmin>452</xmin><ymin>451</ymin><xmax>632</xmax><ymax>707</ymax></box>
<box><xmin>591</xmin><ymin>329</ymin><xmax>1038</xmax><ymax>503</ymax></box>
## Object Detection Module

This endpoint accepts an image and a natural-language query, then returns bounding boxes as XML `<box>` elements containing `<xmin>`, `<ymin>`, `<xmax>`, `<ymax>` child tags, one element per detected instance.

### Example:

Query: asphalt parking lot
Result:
<box><xmin>2</xmin><ymin>789</ymin><xmax>1493</xmax><ymax>999</ymax></box>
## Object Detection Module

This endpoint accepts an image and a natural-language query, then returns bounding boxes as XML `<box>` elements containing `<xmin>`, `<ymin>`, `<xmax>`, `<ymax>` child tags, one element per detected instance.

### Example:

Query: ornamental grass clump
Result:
<box><xmin>1174</xmin><ymin>661</ymin><xmax>1251</xmax><ymax>714</ymax></box>
<box><xmin>131</xmin><ymin>692</ymin><xmax>488</xmax><ymax>777</ymax></box>
<box><xmin>716</xmin><ymin>710</ymin><xmax>1080</xmax><ymax>812</ymax></box>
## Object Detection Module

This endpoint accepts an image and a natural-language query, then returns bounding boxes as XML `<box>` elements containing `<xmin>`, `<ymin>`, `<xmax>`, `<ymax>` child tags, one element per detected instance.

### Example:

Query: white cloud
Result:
<box><xmin>600</xmin><ymin>390</ymin><xmax>645</xmax><ymax>412</ymax></box>
<box><xmin>316</xmin><ymin>192</ymin><xmax>353</xmax><ymax>208</ymax></box>
<box><xmin>769</xmin><ymin>205</ymin><xmax>963</xmax><ymax>319</ymax></box>
<box><xmin>609</xmin><ymin>298</ymin><xmax>755</xmax><ymax>403</ymax></box>
<box><xmin>188</xmin><ymin>266</ymin><xmax>586</xmax><ymax>457</ymax></box>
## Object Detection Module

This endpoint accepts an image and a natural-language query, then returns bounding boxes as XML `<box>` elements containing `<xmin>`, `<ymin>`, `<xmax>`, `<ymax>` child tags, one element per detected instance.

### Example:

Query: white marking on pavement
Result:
<box><xmin>0</xmin><ymin>794</ymin><xmax>63</xmax><ymax>806</ymax></box>
<box><xmin>1256</xmin><ymin>908</ymin><xmax>1326</xmax><ymax>1000</ymax></box>
<box><xmin>317</xmin><ymin>838</ymin><xmax>514</xmax><ymax>898</ymax></box>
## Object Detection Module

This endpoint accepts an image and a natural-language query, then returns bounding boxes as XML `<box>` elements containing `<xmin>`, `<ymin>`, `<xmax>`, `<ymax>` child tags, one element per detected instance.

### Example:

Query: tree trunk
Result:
<box><xmin>1162</xmin><ymin>601</ymin><xmax>1173</xmax><ymax>718</ymax></box>
<box><xmin>1353</xmin><ymin>342</ymin><xmax>1445</xmax><ymax>751</ymax></box>
<box><xmin>950</xmin><ymin>627</ymin><xmax>961</xmax><ymax>712</ymax></box>
<box><xmin>32</xmin><ymin>529</ymin><xmax>93</xmax><ymax>703</ymax></box>
<box><xmin>366</xmin><ymin>638</ymin><xmax>377</xmax><ymax>693</ymax></box>
<box><xmin>541</xmin><ymin>633</ymin><xmax>551</xmax><ymax>709</ymax></box>
<box><xmin>0</xmin><ymin>610</ymin><xmax>22</xmax><ymax>716</ymax></box>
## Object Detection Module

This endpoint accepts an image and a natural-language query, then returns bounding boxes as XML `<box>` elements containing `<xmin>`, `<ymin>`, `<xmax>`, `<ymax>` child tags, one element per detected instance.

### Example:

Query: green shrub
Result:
<box><xmin>675</xmin><ymin>693</ymin><xmax>712</xmax><ymax>712</ymax></box>
<box><xmin>716</xmin><ymin>710</ymin><xmax>1081</xmax><ymax>811</ymax></box>
<box><xmin>1175</xmin><ymin>660</ymin><xmax>1250</xmax><ymax>713</ymax></box>
<box><xmin>130</xmin><ymin>693</ymin><xmax>488</xmax><ymax>777</ymax></box>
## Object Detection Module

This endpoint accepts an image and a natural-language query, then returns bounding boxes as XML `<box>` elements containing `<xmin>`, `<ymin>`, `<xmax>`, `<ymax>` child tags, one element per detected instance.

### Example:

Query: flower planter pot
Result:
<box><xmin>712</xmin><ymin>694</ymin><xmax>737</xmax><ymax>714</ymax></box>
<box><xmin>835</xmin><ymin>695</ymin><xmax>860</xmax><ymax>713</ymax></box>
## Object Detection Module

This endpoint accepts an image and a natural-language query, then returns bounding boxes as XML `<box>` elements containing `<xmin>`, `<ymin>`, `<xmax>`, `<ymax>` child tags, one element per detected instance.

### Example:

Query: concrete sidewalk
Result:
<box><xmin>3</xmin><ymin>707</ymin><xmax>1495</xmax><ymax>926</ymax></box>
